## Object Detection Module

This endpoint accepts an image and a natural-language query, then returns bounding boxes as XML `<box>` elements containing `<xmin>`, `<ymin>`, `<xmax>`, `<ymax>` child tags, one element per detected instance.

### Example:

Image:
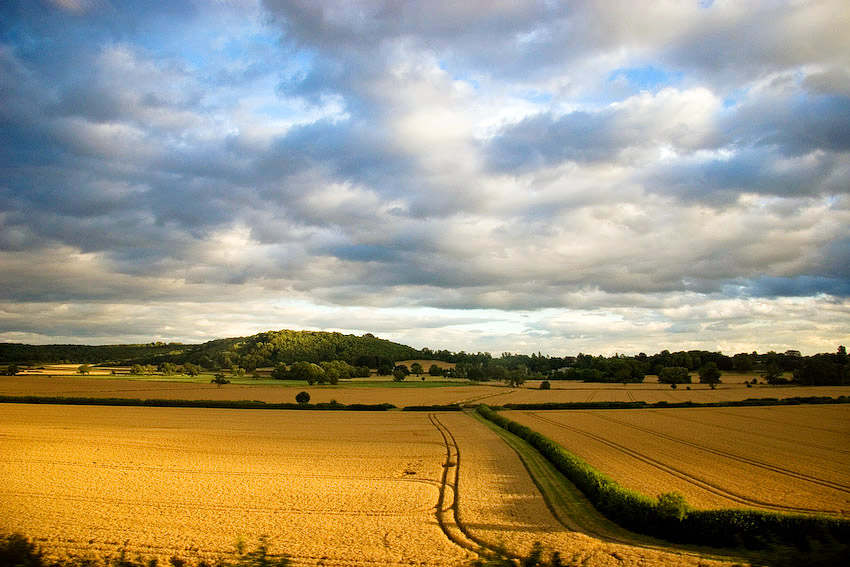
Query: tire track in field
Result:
<box><xmin>428</xmin><ymin>413</ymin><xmax>516</xmax><ymax>562</ymax></box>
<box><xmin>526</xmin><ymin>412</ymin><xmax>827</xmax><ymax>515</ymax></box>
<box><xmin>584</xmin><ymin>390</ymin><xmax>597</xmax><ymax>403</ymax></box>
<box><xmin>590</xmin><ymin>412</ymin><xmax>850</xmax><ymax>494</ymax></box>
<box><xmin>645</xmin><ymin>409</ymin><xmax>850</xmax><ymax>457</ymax></box>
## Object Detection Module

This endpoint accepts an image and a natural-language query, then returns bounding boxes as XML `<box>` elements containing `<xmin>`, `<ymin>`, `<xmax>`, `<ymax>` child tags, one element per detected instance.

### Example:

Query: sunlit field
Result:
<box><xmin>507</xmin><ymin>405</ymin><xmax>850</xmax><ymax>516</ymax></box>
<box><xmin>3</xmin><ymin>373</ymin><xmax>847</xmax><ymax>408</ymax></box>
<box><xmin>0</xmin><ymin>404</ymin><xmax>735</xmax><ymax>566</ymax></box>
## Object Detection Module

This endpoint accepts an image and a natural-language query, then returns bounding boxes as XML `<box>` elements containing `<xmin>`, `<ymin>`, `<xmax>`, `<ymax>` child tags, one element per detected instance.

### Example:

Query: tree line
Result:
<box><xmin>2</xmin><ymin>332</ymin><xmax>847</xmax><ymax>387</ymax></box>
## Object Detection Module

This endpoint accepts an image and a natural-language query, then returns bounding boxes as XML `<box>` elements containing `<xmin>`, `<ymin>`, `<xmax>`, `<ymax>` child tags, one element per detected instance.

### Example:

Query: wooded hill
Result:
<box><xmin>0</xmin><ymin>329</ymin><xmax>419</xmax><ymax>369</ymax></box>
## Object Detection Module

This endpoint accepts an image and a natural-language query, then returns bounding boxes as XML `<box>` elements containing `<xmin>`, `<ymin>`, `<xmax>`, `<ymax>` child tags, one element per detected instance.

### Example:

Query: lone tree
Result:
<box><xmin>77</xmin><ymin>364</ymin><xmax>91</xmax><ymax>375</ymax></box>
<box><xmin>658</xmin><ymin>366</ymin><xmax>691</xmax><ymax>385</ymax></box>
<box><xmin>410</xmin><ymin>362</ymin><xmax>424</xmax><ymax>376</ymax></box>
<box><xmin>6</xmin><ymin>363</ymin><xmax>19</xmax><ymax>376</ymax></box>
<box><xmin>211</xmin><ymin>373</ymin><xmax>230</xmax><ymax>387</ymax></box>
<box><xmin>295</xmin><ymin>391</ymin><xmax>310</xmax><ymax>404</ymax></box>
<box><xmin>698</xmin><ymin>362</ymin><xmax>722</xmax><ymax>389</ymax></box>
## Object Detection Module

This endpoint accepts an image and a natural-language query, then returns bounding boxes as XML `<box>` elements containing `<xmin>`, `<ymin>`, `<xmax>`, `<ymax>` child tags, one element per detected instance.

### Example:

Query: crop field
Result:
<box><xmin>0</xmin><ymin>404</ymin><xmax>734</xmax><ymax>566</ymax></box>
<box><xmin>490</xmin><ymin>381</ymin><xmax>850</xmax><ymax>406</ymax></box>
<box><xmin>0</xmin><ymin>375</ymin><xmax>495</xmax><ymax>407</ymax></box>
<box><xmin>507</xmin><ymin>405</ymin><xmax>850</xmax><ymax>516</ymax></box>
<box><xmin>4</xmin><ymin>374</ymin><xmax>848</xmax><ymax>409</ymax></box>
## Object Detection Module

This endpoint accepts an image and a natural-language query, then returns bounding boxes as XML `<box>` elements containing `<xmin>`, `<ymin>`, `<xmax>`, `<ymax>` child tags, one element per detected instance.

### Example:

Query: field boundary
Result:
<box><xmin>476</xmin><ymin>404</ymin><xmax>850</xmax><ymax>551</ymax></box>
<box><xmin>496</xmin><ymin>395</ymin><xmax>850</xmax><ymax>411</ymax></box>
<box><xmin>0</xmin><ymin>395</ymin><xmax>396</xmax><ymax>411</ymax></box>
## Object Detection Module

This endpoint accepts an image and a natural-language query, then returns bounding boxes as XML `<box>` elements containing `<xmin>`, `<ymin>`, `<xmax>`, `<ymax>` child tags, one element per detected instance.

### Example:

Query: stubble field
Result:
<box><xmin>507</xmin><ymin>405</ymin><xmax>850</xmax><ymax>516</ymax></box>
<box><xmin>0</xmin><ymin>404</ymin><xmax>733</xmax><ymax>566</ymax></box>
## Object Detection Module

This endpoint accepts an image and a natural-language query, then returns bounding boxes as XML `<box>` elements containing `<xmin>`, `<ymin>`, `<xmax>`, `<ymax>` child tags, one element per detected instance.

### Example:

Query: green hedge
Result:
<box><xmin>0</xmin><ymin>395</ymin><xmax>395</xmax><ymax>411</ymax></box>
<box><xmin>401</xmin><ymin>404</ymin><xmax>463</xmax><ymax>411</ymax></box>
<box><xmin>499</xmin><ymin>395</ymin><xmax>850</xmax><ymax>411</ymax></box>
<box><xmin>476</xmin><ymin>405</ymin><xmax>850</xmax><ymax>550</ymax></box>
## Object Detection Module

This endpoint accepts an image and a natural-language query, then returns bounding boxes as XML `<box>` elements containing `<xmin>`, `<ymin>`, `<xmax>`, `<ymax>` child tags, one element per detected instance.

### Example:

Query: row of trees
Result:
<box><xmin>270</xmin><ymin>360</ymin><xmax>371</xmax><ymax>385</ymax></box>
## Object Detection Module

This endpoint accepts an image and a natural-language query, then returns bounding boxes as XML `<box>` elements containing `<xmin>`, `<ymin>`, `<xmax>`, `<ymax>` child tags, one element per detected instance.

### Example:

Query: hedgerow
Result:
<box><xmin>0</xmin><ymin>395</ymin><xmax>395</xmax><ymax>411</ymax></box>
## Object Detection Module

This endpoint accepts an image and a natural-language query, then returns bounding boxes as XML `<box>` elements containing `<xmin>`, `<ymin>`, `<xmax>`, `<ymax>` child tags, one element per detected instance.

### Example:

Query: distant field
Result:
<box><xmin>0</xmin><ymin>404</ymin><xmax>729</xmax><ymax>566</ymax></box>
<box><xmin>495</xmin><ymin>380</ymin><xmax>850</xmax><ymax>405</ymax></box>
<box><xmin>0</xmin><ymin>375</ymin><xmax>497</xmax><ymax>407</ymax></box>
<box><xmin>3</xmin><ymin>374</ymin><xmax>847</xmax><ymax>409</ymax></box>
<box><xmin>507</xmin><ymin>405</ymin><xmax>850</xmax><ymax>516</ymax></box>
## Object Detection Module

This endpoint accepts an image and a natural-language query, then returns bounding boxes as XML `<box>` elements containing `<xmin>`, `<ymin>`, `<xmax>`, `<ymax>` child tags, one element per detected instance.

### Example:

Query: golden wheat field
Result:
<box><xmin>0</xmin><ymin>404</ymin><xmax>736</xmax><ymax>567</ymax></box>
<box><xmin>495</xmin><ymin>381</ymin><xmax>850</xmax><ymax>406</ymax></box>
<box><xmin>507</xmin><ymin>405</ymin><xmax>850</xmax><ymax>516</ymax></box>
<box><xmin>4</xmin><ymin>374</ymin><xmax>848</xmax><ymax>408</ymax></box>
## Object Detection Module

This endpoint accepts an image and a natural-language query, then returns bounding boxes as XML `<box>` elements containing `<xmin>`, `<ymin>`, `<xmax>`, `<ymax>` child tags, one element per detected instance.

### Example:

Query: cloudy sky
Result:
<box><xmin>1</xmin><ymin>0</ymin><xmax>849</xmax><ymax>355</ymax></box>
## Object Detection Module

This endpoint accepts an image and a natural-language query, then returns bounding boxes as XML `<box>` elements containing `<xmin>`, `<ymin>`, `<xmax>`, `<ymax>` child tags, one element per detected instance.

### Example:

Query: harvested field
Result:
<box><xmin>507</xmin><ymin>405</ymin><xmax>850</xmax><ymax>516</ymax></box>
<box><xmin>0</xmin><ymin>404</ymin><xmax>735</xmax><ymax>566</ymax></box>
<box><xmin>494</xmin><ymin>381</ymin><xmax>850</xmax><ymax>405</ymax></box>
<box><xmin>0</xmin><ymin>375</ymin><xmax>493</xmax><ymax>407</ymax></box>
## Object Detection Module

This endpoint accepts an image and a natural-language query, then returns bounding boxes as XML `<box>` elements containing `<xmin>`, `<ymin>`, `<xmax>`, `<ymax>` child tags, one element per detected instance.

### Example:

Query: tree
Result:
<box><xmin>295</xmin><ymin>391</ymin><xmax>310</xmax><ymax>404</ymax></box>
<box><xmin>6</xmin><ymin>363</ymin><xmax>19</xmax><ymax>376</ymax></box>
<box><xmin>698</xmin><ymin>362</ymin><xmax>722</xmax><ymax>388</ymax></box>
<box><xmin>658</xmin><ymin>367</ymin><xmax>691</xmax><ymax>385</ymax></box>
<box><xmin>761</xmin><ymin>362</ymin><xmax>786</xmax><ymax>384</ymax></box>
<box><xmin>211</xmin><ymin>373</ymin><xmax>230</xmax><ymax>387</ymax></box>
<box><xmin>130</xmin><ymin>364</ymin><xmax>143</xmax><ymax>375</ymax></box>
<box><xmin>77</xmin><ymin>364</ymin><xmax>91</xmax><ymax>375</ymax></box>
<box><xmin>505</xmin><ymin>365</ymin><xmax>528</xmax><ymax>388</ymax></box>
<box><xmin>539</xmin><ymin>380</ymin><xmax>551</xmax><ymax>390</ymax></box>
<box><xmin>428</xmin><ymin>364</ymin><xmax>442</xmax><ymax>376</ymax></box>
<box><xmin>392</xmin><ymin>367</ymin><xmax>407</xmax><ymax>382</ymax></box>
<box><xmin>271</xmin><ymin>363</ymin><xmax>289</xmax><ymax>380</ymax></box>
<box><xmin>159</xmin><ymin>362</ymin><xmax>177</xmax><ymax>376</ymax></box>
<box><xmin>183</xmin><ymin>362</ymin><xmax>201</xmax><ymax>377</ymax></box>
<box><xmin>410</xmin><ymin>362</ymin><xmax>423</xmax><ymax>376</ymax></box>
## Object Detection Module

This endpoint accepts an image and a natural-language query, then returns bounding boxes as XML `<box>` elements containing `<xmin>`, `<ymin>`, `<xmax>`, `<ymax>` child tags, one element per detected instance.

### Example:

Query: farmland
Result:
<box><xmin>507</xmin><ymin>405</ymin><xmax>850</xmax><ymax>516</ymax></box>
<box><xmin>0</xmin><ymin>403</ymin><xmax>736</xmax><ymax>566</ymax></box>
<box><xmin>3</xmin><ymin>373</ymin><xmax>849</xmax><ymax>408</ymax></box>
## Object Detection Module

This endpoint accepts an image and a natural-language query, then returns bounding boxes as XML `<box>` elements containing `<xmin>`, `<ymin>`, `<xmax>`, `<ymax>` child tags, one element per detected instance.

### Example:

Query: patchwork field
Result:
<box><xmin>0</xmin><ymin>404</ymin><xmax>733</xmax><ymax>566</ymax></box>
<box><xmin>507</xmin><ymin>405</ymin><xmax>850</xmax><ymax>516</ymax></box>
<box><xmin>3</xmin><ymin>374</ymin><xmax>847</xmax><ymax>408</ymax></box>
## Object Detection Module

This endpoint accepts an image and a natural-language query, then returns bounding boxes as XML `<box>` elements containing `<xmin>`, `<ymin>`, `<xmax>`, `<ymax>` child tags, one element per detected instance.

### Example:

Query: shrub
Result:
<box><xmin>539</xmin><ymin>380</ymin><xmax>551</xmax><ymax>390</ymax></box>
<box><xmin>0</xmin><ymin>532</ymin><xmax>43</xmax><ymax>567</ymax></box>
<box><xmin>295</xmin><ymin>391</ymin><xmax>310</xmax><ymax>404</ymax></box>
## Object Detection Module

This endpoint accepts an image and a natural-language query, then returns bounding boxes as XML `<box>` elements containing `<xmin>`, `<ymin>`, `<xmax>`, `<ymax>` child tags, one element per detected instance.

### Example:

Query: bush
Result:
<box><xmin>539</xmin><ymin>380</ymin><xmax>550</xmax><ymax>390</ymax></box>
<box><xmin>295</xmin><ymin>391</ymin><xmax>310</xmax><ymax>404</ymax></box>
<box><xmin>0</xmin><ymin>532</ymin><xmax>43</xmax><ymax>567</ymax></box>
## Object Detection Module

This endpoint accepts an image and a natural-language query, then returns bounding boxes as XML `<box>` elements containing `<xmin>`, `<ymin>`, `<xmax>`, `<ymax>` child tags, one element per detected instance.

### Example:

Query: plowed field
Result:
<box><xmin>508</xmin><ymin>405</ymin><xmax>850</xmax><ymax>516</ymax></box>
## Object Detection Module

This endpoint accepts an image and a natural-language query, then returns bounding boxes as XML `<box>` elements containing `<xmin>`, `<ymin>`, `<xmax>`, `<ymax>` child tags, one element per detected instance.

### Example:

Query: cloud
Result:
<box><xmin>0</xmin><ymin>1</ymin><xmax>848</xmax><ymax>353</ymax></box>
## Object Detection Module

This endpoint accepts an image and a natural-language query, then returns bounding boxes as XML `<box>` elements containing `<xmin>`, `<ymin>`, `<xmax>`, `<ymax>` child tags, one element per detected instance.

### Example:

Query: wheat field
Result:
<box><xmin>3</xmin><ymin>374</ymin><xmax>847</xmax><ymax>408</ymax></box>
<box><xmin>0</xmin><ymin>404</ymin><xmax>738</xmax><ymax>566</ymax></box>
<box><xmin>507</xmin><ymin>405</ymin><xmax>850</xmax><ymax>516</ymax></box>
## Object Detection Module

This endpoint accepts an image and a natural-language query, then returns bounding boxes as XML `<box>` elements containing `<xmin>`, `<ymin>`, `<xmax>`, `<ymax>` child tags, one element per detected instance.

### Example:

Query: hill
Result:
<box><xmin>0</xmin><ymin>330</ymin><xmax>421</xmax><ymax>369</ymax></box>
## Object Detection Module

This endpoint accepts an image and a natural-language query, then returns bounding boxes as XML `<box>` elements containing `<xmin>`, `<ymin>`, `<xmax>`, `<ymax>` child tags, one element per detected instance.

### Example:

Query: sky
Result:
<box><xmin>1</xmin><ymin>0</ymin><xmax>849</xmax><ymax>356</ymax></box>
